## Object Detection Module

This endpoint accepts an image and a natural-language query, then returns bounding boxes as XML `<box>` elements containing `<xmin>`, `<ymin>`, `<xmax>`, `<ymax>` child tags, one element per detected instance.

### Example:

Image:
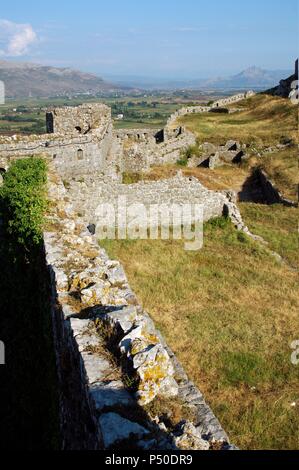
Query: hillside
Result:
<box><xmin>0</xmin><ymin>60</ymin><xmax>125</xmax><ymax>98</ymax></box>
<box><xmin>202</xmin><ymin>67</ymin><xmax>292</xmax><ymax>90</ymax></box>
<box><xmin>178</xmin><ymin>94</ymin><xmax>298</xmax><ymax>147</ymax></box>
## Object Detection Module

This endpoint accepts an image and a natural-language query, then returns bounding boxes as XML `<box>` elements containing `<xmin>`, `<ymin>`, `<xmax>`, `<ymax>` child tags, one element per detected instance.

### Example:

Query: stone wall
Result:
<box><xmin>256</xmin><ymin>168</ymin><xmax>298</xmax><ymax>207</ymax></box>
<box><xmin>0</xmin><ymin>104</ymin><xmax>116</xmax><ymax>180</ymax></box>
<box><xmin>166</xmin><ymin>91</ymin><xmax>255</xmax><ymax>128</ymax></box>
<box><xmin>46</xmin><ymin>103</ymin><xmax>111</xmax><ymax>135</ymax></box>
<box><xmin>44</xmin><ymin>165</ymin><xmax>237</xmax><ymax>450</ymax></box>
<box><xmin>0</xmin><ymin>103</ymin><xmax>196</xmax><ymax>179</ymax></box>
<box><xmin>113</xmin><ymin>128</ymin><xmax>196</xmax><ymax>174</ymax></box>
<box><xmin>63</xmin><ymin>171</ymin><xmax>256</xmax><ymax>251</ymax></box>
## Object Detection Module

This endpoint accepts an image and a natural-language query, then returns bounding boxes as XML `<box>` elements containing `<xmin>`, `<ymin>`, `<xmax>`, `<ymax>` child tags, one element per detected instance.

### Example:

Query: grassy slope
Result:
<box><xmin>257</xmin><ymin>146</ymin><xmax>298</xmax><ymax>201</ymax></box>
<box><xmin>240</xmin><ymin>204</ymin><xmax>299</xmax><ymax>268</ymax></box>
<box><xmin>179</xmin><ymin>94</ymin><xmax>298</xmax><ymax>147</ymax></box>
<box><xmin>104</xmin><ymin>94</ymin><xmax>299</xmax><ymax>449</ymax></box>
<box><xmin>101</xmin><ymin>219</ymin><xmax>299</xmax><ymax>450</ymax></box>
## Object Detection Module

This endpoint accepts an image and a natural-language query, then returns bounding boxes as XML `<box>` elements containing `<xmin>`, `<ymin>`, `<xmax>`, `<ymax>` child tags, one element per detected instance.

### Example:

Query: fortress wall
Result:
<box><xmin>113</xmin><ymin>129</ymin><xmax>196</xmax><ymax>174</ymax></box>
<box><xmin>0</xmin><ymin>118</ymin><xmax>114</xmax><ymax>180</ymax></box>
<box><xmin>166</xmin><ymin>91</ymin><xmax>255</xmax><ymax>128</ymax></box>
<box><xmin>65</xmin><ymin>172</ymin><xmax>234</xmax><ymax>226</ymax></box>
<box><xmin>47</xmin><ymin>103</ymin><xmax>111</xmax><ymax>135</ymax></box>
<box><xmin>43</xmin><ymin>165</ymin><xmax>235</xmax><ymax>450</ymax></box>
<box><xmin>256</xmin><ymin>168</ymin><xmax>298</xmax><ymax>207</ymax></box>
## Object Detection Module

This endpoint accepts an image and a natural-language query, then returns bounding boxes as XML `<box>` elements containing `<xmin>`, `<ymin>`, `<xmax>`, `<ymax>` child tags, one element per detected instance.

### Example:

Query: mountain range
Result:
<box><xmin>199</xmin><ymin>66</ymin><xmax>293</xmax><ymax>90</ymax></box>
<box><xmin>107</xmin><ymin>67</ymin><xmax>292</xmax><ymax>90</ymax></box>
<box><xmin>0</xmin><ymin>60</ymin><xmax>126</xmax><ymax>98</ymax></box>
<box><xmin>0</xmin><ymin>60</ymin><xmax>293</xmax><ymax>97</ymax></box>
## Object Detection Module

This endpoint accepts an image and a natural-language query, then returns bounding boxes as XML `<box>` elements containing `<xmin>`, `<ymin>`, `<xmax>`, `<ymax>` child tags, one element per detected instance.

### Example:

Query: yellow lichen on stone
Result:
<box><xmin>141</xmin><ymin>362</ymin><xmax>165</xmax><ymax>383</ymax></box>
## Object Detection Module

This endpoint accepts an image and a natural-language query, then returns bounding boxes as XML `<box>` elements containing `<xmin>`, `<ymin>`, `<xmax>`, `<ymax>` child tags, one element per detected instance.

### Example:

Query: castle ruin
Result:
<box><xmin>0</xmin><ymin>92</ymin><xmax>258</xmax><ymax>450</ymax></box>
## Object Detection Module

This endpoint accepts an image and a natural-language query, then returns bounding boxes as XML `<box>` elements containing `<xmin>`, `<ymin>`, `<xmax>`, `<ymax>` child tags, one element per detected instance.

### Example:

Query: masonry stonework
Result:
<box><xmin>0</xmin><ymin>95</ymin><xmax>260</xmax><ymax>449</ymax></box>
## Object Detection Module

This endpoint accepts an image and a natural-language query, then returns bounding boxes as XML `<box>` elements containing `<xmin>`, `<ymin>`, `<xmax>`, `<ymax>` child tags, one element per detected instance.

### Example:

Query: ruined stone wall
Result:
<box><xmin>0</xmin><ymin>102</ymin><xmax>196</xmax><ymax>179</ymax></box>
<box><xmin>46</xmin><ymin>103</ymin><xmax>111</xmax><ymax>135</ymax></box>
<box><xmin>166</xmin><ymin>91</ymin><xmax>255</xmax><ymax>128</ymax></box>
<box><xmin>0</xmin><ymin>104</ymin><xmax>115</xmax><ymax>180</ymax></box>
<box><xmin>64</xmin><ymin>172</ymin><xmax>244</xmax><ymax>231</ymax></box>
<box><xmin>113</xmin><ymin>129</ymin><xmax>196</xmax><ymax>174</ymax></box>
<box><xmin>43</xmin><ymin>165</ymin><xmax>236</xmax><ymax>450</ymax></box>
<box><xmin>256</xmin><ymin>168</ymin><xmax>298</xmax><ymax>207</ymax></box>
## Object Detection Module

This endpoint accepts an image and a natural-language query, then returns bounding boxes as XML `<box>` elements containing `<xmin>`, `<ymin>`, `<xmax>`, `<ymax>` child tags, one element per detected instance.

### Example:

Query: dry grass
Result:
<box><xmin>240</xmin><ymin>203</ymin><xmax>299</xmax><ymax>268</ymax></box>
<box><xmin>100</xmin><ymin>218</ymin><xmax>299</xmax><ymax>450</ymax></box>
<box><xmin>178</xmin><ymin>94</ymin><xmax>298</xmax><ymax>148</ymax></box>
<box><xmin>140</xmin><ymin>164</ymin><xmax>250</xmax><ymax>192</ymax></box>
<box><xmin>257</xmin><ymin>146</ymin><xmax>298</xmax><ymax>201</ymax></box>
<box><xmin>144</xmin><ymin>397</ymin><xmax>196</xmax><ymax>429</ymax></box>
<box><xmin>122</xmin><ymin>163</ymin><xmax>250</xmax><ymax>192</ymax></box>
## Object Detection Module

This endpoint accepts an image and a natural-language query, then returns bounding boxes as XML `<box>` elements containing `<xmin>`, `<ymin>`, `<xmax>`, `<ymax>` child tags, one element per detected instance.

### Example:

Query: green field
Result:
<box><xmin>0</xmin><ymin>94</ymin><xmax>212</xmax><ymax>135</ymax></box>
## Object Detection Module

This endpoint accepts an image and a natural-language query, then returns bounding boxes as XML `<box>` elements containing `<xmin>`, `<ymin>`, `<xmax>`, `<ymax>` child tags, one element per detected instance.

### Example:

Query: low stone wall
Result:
<box><xmin>44</xmin><ymin>165</ymin><xmax>237</xmax><ymax>450</ymax></box>
<box><xmin>66</xmin><ymin>172</ymin><xmax>239</xmax><ymax>227</ymax></box>
<box><xmin>113</xmin><ymin>128</ymin><xmax>196</xmax><ymax>174</ymax></box>
<box><xmin>166</xmin><ymin>91</ymin><xmax>255</xmax><ymax>128</ymax></box>
<box><xmin>256</xmin><ymin>169</ymin><xmax>298</xmax><ymax>207</ymax></box>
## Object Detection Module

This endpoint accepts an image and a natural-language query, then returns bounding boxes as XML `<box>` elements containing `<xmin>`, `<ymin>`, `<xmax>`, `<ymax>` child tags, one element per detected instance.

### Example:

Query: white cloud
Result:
<box><xmin>0</xmin><ymin>19</ymin><xmax>37</xmax><ymax>57</ymax></box>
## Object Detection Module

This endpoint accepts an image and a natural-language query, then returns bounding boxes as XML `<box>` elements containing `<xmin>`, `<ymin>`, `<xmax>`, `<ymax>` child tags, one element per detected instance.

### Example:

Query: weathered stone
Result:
<box><xmin>75</xmin><ymin>333</ymin><xmax>100</xmax><ymax>352</ymax></box>
<box><xmin>70</xmin><ymin>318</ymin><xmax>91</xmax><ymax>337</ymax></box>
<box><xmin>80</xmin><ymin>280</ymin><xmax>111</xmax><ymax>307</ymax></box>
<box><xmin>98</xmin><ymin>413</ymin><xmax>149</xmax><ymax>448</ymax></box>
<box><xmin>53</xmin><ymin>268</ymin><xmax>69</xmax><ymax>291</ymax></box>
<box><xmin>106</xmin><ymin>265</ymin><xmax>127</xmax><ymax>287</ymax></box>
<box><xmin>158</xmin><ymin>376</ymin><xmax>179</xmax><ymax>398</ymax></box>
<box><xmin>81</xmin><ymin>353</ymin><xmax>111</xmax><ymax>384</ymax></box>
<box><xmin>100</xmin><ymin>306</ymin><xmax>138</xmax><ymax>335</ymax></box>
<box><xmin>90</xmin><ymin>381</ymin><xmax>135</xmax><ymax>411</ymax></box>
<box><xmin>174</xmin><ymin>422</ymin><xmax>210</xmax><ymax>450</ymax></box>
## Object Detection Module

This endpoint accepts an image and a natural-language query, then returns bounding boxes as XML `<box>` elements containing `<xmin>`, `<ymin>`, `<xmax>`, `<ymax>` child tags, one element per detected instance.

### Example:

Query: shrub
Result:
<box><xmin>0</xmin><ymin>157</ymin><xmax>47</xmax><ymax>248</ymax></box>
<box><xmin>122</xmin><ymin>172</ymin><xmax>143</xmax><ymax>184</ymax></box>
<box><xmin>176</xmin><ymin>157</ymin><xmax>188</xmax><ymax>167</ymax></box>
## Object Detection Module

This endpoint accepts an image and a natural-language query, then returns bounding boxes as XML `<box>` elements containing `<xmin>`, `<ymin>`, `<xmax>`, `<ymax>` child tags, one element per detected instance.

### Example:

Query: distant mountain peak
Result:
<box><xmin>0</xmin><ymin>60</ymin><xmax>125</xmax><ymax>98</ymax></box>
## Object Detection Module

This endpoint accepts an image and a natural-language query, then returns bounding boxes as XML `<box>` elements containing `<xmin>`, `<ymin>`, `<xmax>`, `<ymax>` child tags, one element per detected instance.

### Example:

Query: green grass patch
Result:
<box><xmin>258</xmin><ymin>146</ymin><xmax>298</xmax><ymax>201</ymax></box>
<box><xmin>240</xmin><ymin>203</ymin><xmax>299</xmax><ymax>268</ymax></box>
<box><xmin>100</xmin><ymin>217</ymin><xmax>299</xmax><ymax>449</ymax></box>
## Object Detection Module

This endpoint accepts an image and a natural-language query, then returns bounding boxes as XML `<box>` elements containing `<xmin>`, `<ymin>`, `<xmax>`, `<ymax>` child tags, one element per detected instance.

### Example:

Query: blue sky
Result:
<box><xmin>0</xmin><ymin>0</ymin><xmax>298</xmax><ymax>78</ymax></box>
